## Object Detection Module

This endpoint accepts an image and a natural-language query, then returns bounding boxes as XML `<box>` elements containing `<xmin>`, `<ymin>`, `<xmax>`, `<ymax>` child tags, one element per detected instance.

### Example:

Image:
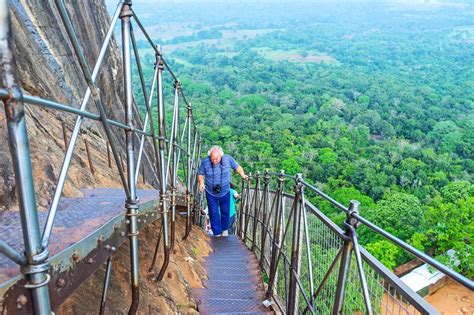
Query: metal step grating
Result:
<box><xmin>192</xmin><ymin>236</ymin><xmax>273</xmax><ymax>315</ymax></box>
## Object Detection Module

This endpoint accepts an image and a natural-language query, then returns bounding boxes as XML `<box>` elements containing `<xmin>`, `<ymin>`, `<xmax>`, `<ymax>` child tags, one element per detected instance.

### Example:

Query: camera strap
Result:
<box><xmin>211</xmin><ymin>157</ymin><xmax>224</xmax><ymax>188</ymax></box>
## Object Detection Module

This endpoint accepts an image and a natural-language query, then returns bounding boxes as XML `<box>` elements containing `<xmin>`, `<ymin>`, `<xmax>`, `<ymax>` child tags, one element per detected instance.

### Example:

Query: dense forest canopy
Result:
<box><xmin>107</xmin><ymin>0</ymin><xmax>473</xmax><ymax>276</ymax></box>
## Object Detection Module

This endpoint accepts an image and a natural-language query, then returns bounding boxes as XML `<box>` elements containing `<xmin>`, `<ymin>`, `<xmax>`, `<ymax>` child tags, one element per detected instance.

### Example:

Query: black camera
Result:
<box><xmin>212</xmin><ymin>184</ymin><xmax>221</xmax><ymax>193</ymax></box>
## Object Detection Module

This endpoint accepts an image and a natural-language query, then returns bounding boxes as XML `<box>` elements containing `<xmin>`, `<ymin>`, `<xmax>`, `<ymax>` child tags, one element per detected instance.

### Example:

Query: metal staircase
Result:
<box><xmin>0</xmin><ymin>1</ymin><xmax>472</xmax><ymax>314</ymax></box>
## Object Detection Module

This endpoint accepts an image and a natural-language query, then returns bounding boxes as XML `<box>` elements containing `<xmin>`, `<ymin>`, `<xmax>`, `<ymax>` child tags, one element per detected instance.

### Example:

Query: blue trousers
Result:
<box><xmin>206</xmin><ymin>191</ymin><xmax>230</xmax><ymax>236</ymax></box>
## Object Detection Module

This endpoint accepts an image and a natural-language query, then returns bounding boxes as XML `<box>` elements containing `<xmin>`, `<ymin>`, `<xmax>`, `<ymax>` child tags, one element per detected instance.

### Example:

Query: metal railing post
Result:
<box><xmin>243</xmin><ymin>173</ymin><xmax>252</xmax><ymax>241</ymax></box>
<box><xmin>300</xmin><ymin>185</ymin><xmax>315</xmax><ymax>310</ymax></box>
<box><xmin>347</xmin><ymin>201</ymin><xmax>373</xmax><ymax>314</ymax></box>
<box><xmin>252</xmin><ymin>171</ymin><xmax>261</xmax><ymax>251</ymax></box>
<box><xmin>265</xmin><ymin>170</ymin><xmax>285</xmax><ymax>299</ymax></box>
<box><xmin>191</xmin><ymin>132</ymin><xmax>200</xmax><ymax>225</ymax></box>
<box><xmin>190</xmin><ymin>127</ymin><xmax>198</xmax><ymax>225</ymax></box>
<box><xmin>260</xmin><ymin>170</ymin><xmax>270</xmax><ymax>267</ymax></box>
<box><xmin>0</xmin><ymin>2</ymin><xmax>52</xmax><ymax>313</ymax></box>
<box><xmin>130</xmin><ymin>22</ymin><xmax>160</xmax><ymax>188</ymax></box>
<box><xmin>287</xmin><ymin>174</ymin><xmax>303</xmax><ymax>314</ymax></box>
<box><xmin>191</xmin><ymin>135</ymin><xmax>201</xmax><ymax>226</ymax></box>
<box><xmin>169</xmin><ymin>81</ymin><xmax>180</xmax><ymax>252</ymax></box>
<box><xmin>237</xmin><ymin>178</ymin><xmax>245</xmax><ymax>237</ymax></box>
<box><xmin>183</xmin><ymin>102</ymin><xmax>192</xmax><ymax>240</ymax></box>
<box><xmin>120</xmin><ymin>3</ymin><xmax>140</xmax><ymax>314</ymax></box>
<box><xmin>156</xmin><ymin>47</ymin><xmax>170</xmax><ymax>281</ymax></box>
<box><xmin>99</xmin><ymin>256</ymin><xmax>113</xmax><ymax>315</ymax></box>
<box><xmin>333</xmin><ymin>200</ymin><xmax>363</xmax><ymax>314</ymax></box>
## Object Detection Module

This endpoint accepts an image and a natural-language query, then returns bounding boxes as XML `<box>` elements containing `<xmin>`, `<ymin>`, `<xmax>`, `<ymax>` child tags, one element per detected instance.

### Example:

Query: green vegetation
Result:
<box><xmin>126</xmin><ymin>0</ymin><xmax>473</xmax><ymax>277</ymax></box>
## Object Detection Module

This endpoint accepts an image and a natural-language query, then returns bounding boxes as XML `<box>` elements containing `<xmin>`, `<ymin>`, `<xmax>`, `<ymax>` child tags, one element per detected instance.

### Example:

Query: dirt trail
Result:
<box><xmin>426</xmin><ymin>279</ymin><xmax>473</xmax><ymax>315</ymax></box>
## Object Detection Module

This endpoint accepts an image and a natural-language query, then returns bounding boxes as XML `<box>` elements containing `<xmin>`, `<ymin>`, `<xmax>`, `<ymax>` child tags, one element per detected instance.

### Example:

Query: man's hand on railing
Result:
<box><xmin>199</xmin><ymin>183</ymin><xmax>205</xmax><ymax>192</ymax></box>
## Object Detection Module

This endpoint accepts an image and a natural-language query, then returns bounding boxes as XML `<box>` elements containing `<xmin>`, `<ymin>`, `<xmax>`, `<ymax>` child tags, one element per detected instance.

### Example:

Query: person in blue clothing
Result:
<box><xmin>228</xmin><ymin>183</ymin><xmax>240</xmax><ymax>234</ymax></box>
<box><xmin>197</xmin><ymin>146</ymin><xmax>248</xmax><ymax>236</ymax></box>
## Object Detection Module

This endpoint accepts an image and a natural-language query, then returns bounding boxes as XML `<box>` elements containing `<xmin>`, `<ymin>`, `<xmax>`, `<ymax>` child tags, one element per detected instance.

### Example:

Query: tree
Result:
<box><xmin>365</xmin><ymin>192</ymin><xmax>423</xmax><ymax>241</ymax></box>
<box><xmin>365</xmin><ymin>240</ymin><xmax>401</xmax><ymax>271</ymax></box>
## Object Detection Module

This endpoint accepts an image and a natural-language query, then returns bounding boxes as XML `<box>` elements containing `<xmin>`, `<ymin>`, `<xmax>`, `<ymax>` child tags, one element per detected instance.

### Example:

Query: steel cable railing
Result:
<box><xmin>236</xmin><ymin>170</ymin><xmax>473</xmax><ymax>315</ymax></box>
<box><xmin>0</xmin><ymin>0</ymin><xmax>204</xmax><ymax>313</ymax></box>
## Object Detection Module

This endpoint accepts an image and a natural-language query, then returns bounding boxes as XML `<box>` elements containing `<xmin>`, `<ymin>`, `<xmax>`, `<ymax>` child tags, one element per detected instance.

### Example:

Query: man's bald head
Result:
<box><xmin>208</xmin><ymin>145</ymin><xmax>224</xmax><ymax>165</ymax></box>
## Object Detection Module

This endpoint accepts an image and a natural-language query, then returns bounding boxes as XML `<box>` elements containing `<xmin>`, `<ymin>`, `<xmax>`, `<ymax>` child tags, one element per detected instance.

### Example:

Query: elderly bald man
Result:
<box><xmin>197</xmin><ymin>146</ymin><xmax>248</xmax><ymax>236</ymax></box>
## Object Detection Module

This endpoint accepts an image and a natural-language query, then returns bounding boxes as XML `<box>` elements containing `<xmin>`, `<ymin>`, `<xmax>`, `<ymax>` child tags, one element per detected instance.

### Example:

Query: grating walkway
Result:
<box><xmin>193</xmin><ymin>235</ymin><xmax>273</xmax><ymax>315</ymax></box>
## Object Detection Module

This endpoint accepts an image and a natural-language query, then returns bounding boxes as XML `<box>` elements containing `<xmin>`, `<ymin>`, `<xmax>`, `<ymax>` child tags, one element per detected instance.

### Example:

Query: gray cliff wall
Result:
<box><xmin>1</xmin><ymin>0</ymin><xmax>156</xmax><ymax>210</ymax></box>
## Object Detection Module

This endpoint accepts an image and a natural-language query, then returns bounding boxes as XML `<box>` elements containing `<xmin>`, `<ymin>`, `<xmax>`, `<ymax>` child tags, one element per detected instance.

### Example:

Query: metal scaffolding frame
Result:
<box><xmin>0</xmin><ymin>0</ymin><xmax>204</xmax><ymax>313</ymax></box>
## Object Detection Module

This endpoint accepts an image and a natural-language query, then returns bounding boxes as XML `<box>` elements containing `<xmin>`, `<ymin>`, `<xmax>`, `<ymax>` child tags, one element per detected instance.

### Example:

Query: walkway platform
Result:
<box><xmin>0</xmin><ymin>188</ymin><xmax>186</xmax><ymax>313</ymax></box>
<box><xmin>193</xmin><ymin>235</ymin><xmax>273</xmax><ymax>314</ymax></box>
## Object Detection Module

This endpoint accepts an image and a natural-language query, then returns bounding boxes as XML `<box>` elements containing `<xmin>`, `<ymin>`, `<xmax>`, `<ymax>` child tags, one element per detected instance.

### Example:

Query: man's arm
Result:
<box><xmin>198</xmin><ymin>175</ymin><xmax>205</xmax><ymax>192</ymax></box>
<box><xmin>229</xmin><ymin>156</ymin><xmax>248</xmax><ymax>180</ymax></box>
<box><xmin>235</xmin><ymin>165</ymin><xmax>248</xmax><ymax>180</ymax></box>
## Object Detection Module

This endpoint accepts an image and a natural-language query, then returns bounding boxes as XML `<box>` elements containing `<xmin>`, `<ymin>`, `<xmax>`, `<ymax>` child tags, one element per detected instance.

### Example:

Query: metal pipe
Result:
<box><xmin>0</xmin><ymin>240</ymin><xmax>26</xmax><ymax>266</ymax></box>
<box><xmin>251</xmin><ymin>172</ymin><xmax>260</xmax><ymax>251</ymax></box>
<box><xmin>156</xmin><ymin>50</ymin><xmax>170</xmax><ymax>281</ymax></box>
<box><xmin>149</xmin><ymin>220</ymin><xmax>163</xmax><ymax>272</ymax></box>
<box><xmin>130</xmin><ymin>10</ymin><xmax>179</xmax><ymax>82</ymax></box>
<box><xmin>0</xmin><ymin>1</ymin><xmax>52</xmax><ymax>311</ymax></box>
<box><xmin>134</xmin><ymin>117</ymin><xmax>148</xmax><ymax>182</ymax></box>
<box><xmin>189</xmin><ymin>127</ymin><xmax>198</xmax><ymax>225</ymax></box>
<box><xmin>169</xmin><ymin>83</ymin><xmax>180</xmax><ymax>251</ymax></box>
<box><xmin>300</xmin><ymin>179</ymin><xmax>347</xmax><ymax>212</ymax></box>
<box><xmin>260</xmin><ymin>170</ymin><xmax>270</xmax><ymax>266</ymax></box>
<box><xmin>267</xmin><ymin>176</ymin><xmax>298</xmax><ymax>301</ymax></box>
<box><xmin>120</xmin><ymin>4</ymin><xmax>140</xmax><ymax>313</ymax></box>
<box><xmin>348</xmin><ymin>224</ymin><xmax>373</xmax><ymax>315</ymax></box>
<box><xmin>130</xmin><ymin>24</ymin><xmax>161</xmax><ymax>187</ymax></box>
<box><xmin>267</xmin><ymin>171</ymin><xmax>296</xmax><ymax>179</ymax></box>
<box><xmin>287</xmin><ymin>174</ymin><xmax>303</xmax><ymax>315</ymax></box>
<box><xmin>0</xmin><ymin>91</ymin><xmax>153</xmax><ymax>137</ymax></box>
<box><xmin>107</xmin><ymin>141</ymin><xmax>112</xmax><ymax>168</ymax></box>
<box><xmin>333</xmin><ymin>239</ymin><xmax>352</xmax><ymax>314</ymax></box>
<box><xmin>43</xmin><ymin>0</ymin><xmax>128</xmax><ymax>248</ymax></box>
<box><xmin>99</xmin><ymin>256</ymin><xmax>113</xmax><ymax>315</ymax></box>
<box><xmin>353</xmin><ymin>212</ymin><xmax>474</xmax><ymax>290</ymax></box>
<box><xmin>165</xmin><ymin>84</ymin><xmax>179</xmax><ymax>186</ymax></box>
<box><xmin>183</xmin><ymin>102</ymin><xmax>193</xmax><ymax>240</ymax></box>
<box><xmin>359</xmin><ymin>246</ymin><xmax>438</xmax><ymax>313</ymax></box>
<box><xmin>238</xmin><ymin>178</ymin><xmax>246</xmax><ymax>237</ymax></box>
<box><xmin>288</xmin><ymin>265</ymin><xmax>316</xmax><ymax>314</ymax></box>
<box><xmin>149</xmin><ymin>221</ymin><xmax>164</xmax><ymax>272</ymax></box>
<box><xmin>300</xmin><ymin>187</ymin><xmax>315</xmax><ymax>309</ymax></box>
<box><xmin>172</xmin><ymin>115</ymin><xmax>186</xmax><ymax>188</ymax></box>
<box><xmin>302</xmin><ymin>176</ymin><xmax>473</xmax><ymax>291</ymax></box>
<box><xmin>191</xmin><ymin>135</ymin><xmax>202</xmax><ymax>226</ymax></box>
<box><xmin>55</xmin><ymin>0</ymin><xmax>131</xmax><ymax>200</ymax></box>
<box><xmin>195</xmin><ymin>136</ymin><xmax>204</xmax><ymax>226</ymax></box>
<box><xmin>333</xmin><ymin>201</ymin><xmax>361</xmax><ymax>315</ymax></box>
<box><xmin>243</xmin><ymin>174</ymin><xmax>252</xmax><ymax>241</ymax></box>
<box><xmin>303</xmin><ymin>248</ymin><xmax>343</xmax><ymax>314</ymax></box>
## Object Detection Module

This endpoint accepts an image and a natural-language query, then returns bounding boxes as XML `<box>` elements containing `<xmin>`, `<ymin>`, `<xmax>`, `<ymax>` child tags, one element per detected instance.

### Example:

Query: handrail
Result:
<box><xmin>238</xmin><ymin>171</ymin><xmax>472</xmax><ymax>314</ymax></box>
<box><xmin>300</xmin><ymin>178</ymin><xmax>472</xmax><ymax>290</ymax></box>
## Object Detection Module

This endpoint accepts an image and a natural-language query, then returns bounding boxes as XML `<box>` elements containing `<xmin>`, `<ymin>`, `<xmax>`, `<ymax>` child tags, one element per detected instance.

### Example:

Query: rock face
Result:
<box><xmin>1</xmin><ymin>0</ymin><xmax>157</xmax><ymax>211</ymax></box>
